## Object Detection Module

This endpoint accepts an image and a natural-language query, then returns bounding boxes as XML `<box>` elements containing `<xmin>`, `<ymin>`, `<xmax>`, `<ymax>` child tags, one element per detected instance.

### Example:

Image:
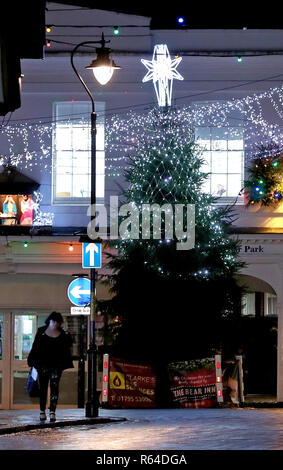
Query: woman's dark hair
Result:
<box><xmin>45</xmin><ymin>311</ymin><xmax>64</xmax><ymax>325</ymax></box>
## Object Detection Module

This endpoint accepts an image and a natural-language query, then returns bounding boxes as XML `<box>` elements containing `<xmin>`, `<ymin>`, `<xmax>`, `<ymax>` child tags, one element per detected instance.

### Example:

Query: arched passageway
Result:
<box><xmin>233</xmin><ymin>274</ymin><xmax>278</xmax><ymax>396</ymax></box>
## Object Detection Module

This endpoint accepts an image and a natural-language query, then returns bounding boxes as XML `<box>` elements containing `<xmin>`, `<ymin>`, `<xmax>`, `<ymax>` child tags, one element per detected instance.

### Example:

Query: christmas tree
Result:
<box><xmin>102</xmin><ymin>108</ymin><xmax>244</xmax><ymax>364</ymax></box>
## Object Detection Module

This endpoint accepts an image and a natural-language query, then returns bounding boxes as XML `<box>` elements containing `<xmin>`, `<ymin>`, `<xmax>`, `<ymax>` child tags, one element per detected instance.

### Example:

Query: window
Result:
<box><xmin>52</xmin><ymin>101</ymin><xmax>105</xmax><ymax>204</ymax></box>
<box><xmin>195</xmin><ymin>106</ymin><xmax>244</xmax><ymax>203</ymax></box>
<box><xmin>242</xmin><ymin>293</ymin><xmax>256</xmax><ymax>316</ymax></box>
<box><xmin>242</xmin><ymin>292</ymin><xmax>277</xmax><ymax>316</ymax></box>
<box><xmin>265</xmin><ymin>293</ymin><xmax>277</xmax><ymax>316</ymax></box>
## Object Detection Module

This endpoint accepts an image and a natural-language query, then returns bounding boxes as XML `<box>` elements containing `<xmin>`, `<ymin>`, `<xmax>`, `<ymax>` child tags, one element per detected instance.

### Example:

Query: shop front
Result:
<box><xmin>0</xmin><ymin>273</ymin><xmax>88</xmax><ymax>409</ymax></box>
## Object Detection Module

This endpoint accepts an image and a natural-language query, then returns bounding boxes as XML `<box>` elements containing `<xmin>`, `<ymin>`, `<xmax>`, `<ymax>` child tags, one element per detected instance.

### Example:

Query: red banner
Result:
<box><xmin>168</xmin><ymin>358</ymin><xmax>217</xmax><ymax>408</ymax></box>
<box><xmin>108</xmin><ymin>358</ymin><xmax>157</xmax><ymax>408</ymax></box>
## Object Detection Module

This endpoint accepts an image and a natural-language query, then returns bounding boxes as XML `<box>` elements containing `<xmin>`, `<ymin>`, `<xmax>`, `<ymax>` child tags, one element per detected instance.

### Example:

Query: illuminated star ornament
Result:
<box><xmin>141</xmin><ymin>44</ymin><xmax>184</xmax><ymax>107</ymax></box>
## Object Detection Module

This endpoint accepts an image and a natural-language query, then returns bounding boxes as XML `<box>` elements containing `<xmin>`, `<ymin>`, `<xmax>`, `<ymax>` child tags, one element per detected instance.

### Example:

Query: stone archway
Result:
<box><xmin>234</xmin><ymin>272</ymin><xmax>278</xmax><ymax>397</ymax></box>
<box><xmin>237</xmin><ymin>264</ymin><xmax>282</xmax><ymax>303</ymax></box>
<box><xmin>235</xmin><ymin>274</ymin><xmax>277</xmax><ymax>317</ymax></box>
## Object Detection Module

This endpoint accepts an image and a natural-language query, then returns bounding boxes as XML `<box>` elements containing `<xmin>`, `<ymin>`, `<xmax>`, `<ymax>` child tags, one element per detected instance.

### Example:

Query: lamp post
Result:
<box><xmin>71</xmin><ymin>33</ymin><xmax>121</xmax><ymax>417</ymax></box>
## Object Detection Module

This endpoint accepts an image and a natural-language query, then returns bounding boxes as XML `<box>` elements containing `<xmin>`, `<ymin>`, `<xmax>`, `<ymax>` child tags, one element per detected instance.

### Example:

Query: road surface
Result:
<box><xmin>0</xmin><ymin>408</ymin><xmax>283</xmax><ymax>450</ymax></box>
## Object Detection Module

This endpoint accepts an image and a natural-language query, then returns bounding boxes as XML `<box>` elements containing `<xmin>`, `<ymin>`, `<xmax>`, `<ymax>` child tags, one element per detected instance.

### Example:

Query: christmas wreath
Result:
<box><xmin>243</xmin><ymin>144</ymin><xmax>283</xmax><ymax>206</ymax></box>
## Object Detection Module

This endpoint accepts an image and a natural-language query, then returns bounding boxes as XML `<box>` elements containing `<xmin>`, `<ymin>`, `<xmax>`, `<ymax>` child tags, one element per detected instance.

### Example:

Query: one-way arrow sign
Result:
<box><xmin>68</xmin><ymin>277</ymin><xmax>91</xmax><ymax>306</ymax></box>
<box><xmin>70</xmin><ymin>285</ymin><xmax>91</xmax><ymax>299</ymax></box>
<box><xmin>82</xmin><ymin>242</ymin><xmax>101</xmax><ymax>268</ymax></box>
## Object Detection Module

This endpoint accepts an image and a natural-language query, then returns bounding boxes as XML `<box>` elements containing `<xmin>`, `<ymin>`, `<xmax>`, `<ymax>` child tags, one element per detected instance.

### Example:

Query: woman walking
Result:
<box><xmin>27</xmin><ymin>311</ymin><xmax>73</xmax><ymax>422</ymax></box>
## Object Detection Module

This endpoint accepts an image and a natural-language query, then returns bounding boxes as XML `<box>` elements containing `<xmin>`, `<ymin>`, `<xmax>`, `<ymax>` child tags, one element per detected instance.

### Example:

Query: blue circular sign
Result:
<box><xmin>68</xmin><ymin>278</ymin><xmax>91</xmax><ymax>307</ymax></box>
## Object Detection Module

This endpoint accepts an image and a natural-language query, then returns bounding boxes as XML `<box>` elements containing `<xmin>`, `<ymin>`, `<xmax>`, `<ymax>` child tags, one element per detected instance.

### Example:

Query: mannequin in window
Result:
<box><xmin>20</xmin><ymin>195</ymin><xmax>33</xmax><ymax>225</ymax></box>
<box><xmin>1</xmin><ymin>195</ymin><xmax>17</xmax><ymax>225</ymax></box>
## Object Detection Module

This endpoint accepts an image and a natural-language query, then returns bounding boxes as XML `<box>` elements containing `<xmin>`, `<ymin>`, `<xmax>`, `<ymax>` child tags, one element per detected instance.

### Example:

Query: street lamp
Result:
<box><xmin>71</xmin><ymin>33</ymin><xmax>121</xmax><ymax>417</ymax></box>
<box><xmin>85</xmin><ymin>35</ymin><xmax>121</xmax><ymax>85</ymax></box>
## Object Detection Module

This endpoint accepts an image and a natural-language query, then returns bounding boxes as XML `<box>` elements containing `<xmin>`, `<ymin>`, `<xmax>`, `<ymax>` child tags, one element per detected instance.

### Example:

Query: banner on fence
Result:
<box><xmin>168</xmin><ymin>358</ymin><xmax>217</xmax><ymax>408</ymax></box>
<box><xmin>108</xmin><ymin>357</ymin><xmax>157</xmax><ymax>408</ymax></box>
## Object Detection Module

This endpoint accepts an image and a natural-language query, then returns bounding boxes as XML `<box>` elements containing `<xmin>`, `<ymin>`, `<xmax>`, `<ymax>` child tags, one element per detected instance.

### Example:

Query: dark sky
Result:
<box><xmin>50</xmin><ymin>1</ymin><xmax>283</xmax><ymax>29</ymax></box>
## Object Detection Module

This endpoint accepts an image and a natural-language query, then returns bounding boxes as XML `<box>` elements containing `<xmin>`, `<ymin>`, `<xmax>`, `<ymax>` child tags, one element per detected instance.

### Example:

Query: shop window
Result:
<box><xmin>14</xmin><ymin>315</ymin><xmax>37</xmax><ymax>360</ymax></box>
<box><xmin>52</xmin><ymin>101</ymin><xmax>105</xmax><ymax>205</ymax></box>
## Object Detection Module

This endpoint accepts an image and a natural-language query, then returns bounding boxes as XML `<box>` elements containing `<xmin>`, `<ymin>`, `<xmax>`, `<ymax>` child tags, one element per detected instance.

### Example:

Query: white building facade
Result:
<box><xmin>1</xmin><ymin>3</ymin><xmax>283</xmax><ymax>407</ymax></box>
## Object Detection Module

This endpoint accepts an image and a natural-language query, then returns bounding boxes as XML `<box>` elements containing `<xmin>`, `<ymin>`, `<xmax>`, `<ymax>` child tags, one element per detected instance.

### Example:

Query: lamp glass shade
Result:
<box><xmin>86</xmin><ymin>53</ymin><xmax>121</xmax><ymax>85</ymax></box>
<box><xmin>92</xmin><ymin>66</ymin><xmax>114</xmax><ymax>85</ymax></box>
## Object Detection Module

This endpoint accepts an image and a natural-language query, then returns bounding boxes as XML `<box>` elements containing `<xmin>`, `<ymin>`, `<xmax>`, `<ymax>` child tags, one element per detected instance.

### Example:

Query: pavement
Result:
<box><xmin>0</xmin><ymin>408</ymin><xmax>127</xmax><ymax>435</ymax></box>
<box><xmin>242</xmin><ymin>394</ymin><xmax>283</xmax><ymax>407</ymax></box>
<box><xmin>0</xmin><ymin>395</ymin><xmax>281</xmax><ymax>435</ymax></box>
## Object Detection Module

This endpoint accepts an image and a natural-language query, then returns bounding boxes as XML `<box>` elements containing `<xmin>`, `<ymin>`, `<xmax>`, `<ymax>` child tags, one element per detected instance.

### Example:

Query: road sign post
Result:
<box><xmin>81</xmin><ymin>241</ymin><xmax>102</xmax><ymax>417</ymax></box>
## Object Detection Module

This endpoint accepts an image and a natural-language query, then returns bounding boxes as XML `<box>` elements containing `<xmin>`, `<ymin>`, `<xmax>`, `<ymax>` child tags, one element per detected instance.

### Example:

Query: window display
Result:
<box><xmin>0</xmin><ymin>194</ymin><xmax>33</xmax><ymax>225</ymax></box>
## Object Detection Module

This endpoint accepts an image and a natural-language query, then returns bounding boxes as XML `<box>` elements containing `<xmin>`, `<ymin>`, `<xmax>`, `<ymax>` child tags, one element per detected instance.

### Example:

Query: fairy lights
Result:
<box><xmin>32</xmin><ymin>191</ymin><xmax>54</xmax><ymax>226</ymax></box>
<box><xmin>113</xmin><ymin>26</ymin><xmax>120</xmax><ymax>36</ymax></box>
<box><xmin>0</xmin><ymin>122</ymin><xmax>51</xmax><ymax>172</ymax></box>
<box><xmin>104</xmin><ymin>85</ymin><xmax>283</xmax><ymax>179</ymax></box>
<box><xmin>1</xmin><ymin>82</ymin><xmax>283</xmax><ymax>187</ymax></box>
<box><xmin>105</xmin><ymin>106</ymin><xmax>243</xmax><ymax>280</ymax></box>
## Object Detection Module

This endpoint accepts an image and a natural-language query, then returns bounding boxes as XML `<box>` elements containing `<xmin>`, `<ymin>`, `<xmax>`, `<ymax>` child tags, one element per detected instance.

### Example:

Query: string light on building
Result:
<box><xmin>32</xmin><ymin>191</ymin><xmax>54</xmax><ymax>226</ymax></box>
<box><xmin>105</xmin><ymin>84</ymin><xmax>283</xmax><ymax>175</ymax></box>
<box><xmin>113</xmin><ymin>26</ymin><xmax>120</xmax><ymax>36</ymax></box>
<box><xmin>2</xmin><ymin>83</ymin><xmax>283</xmax><ymax>181</ymax></box>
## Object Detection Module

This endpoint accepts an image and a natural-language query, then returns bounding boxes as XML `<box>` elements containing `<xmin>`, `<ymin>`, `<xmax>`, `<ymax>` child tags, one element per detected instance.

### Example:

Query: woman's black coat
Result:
<box><xmin>27</xmin><ymin>326</ymin><xmax>74</xmax><ymax>370</ymax></box>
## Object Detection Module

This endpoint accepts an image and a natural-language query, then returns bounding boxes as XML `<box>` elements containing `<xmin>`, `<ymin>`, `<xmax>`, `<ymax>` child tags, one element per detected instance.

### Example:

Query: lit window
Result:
<box><xmin>194</xmin><ymin>106</ymin><xmax>244</xmax><ymax>203</ymax></box>
<box><xmin>265</xmin><ymin>293</ymin><xmax>277</xmax><ymax>316</ymax></box>
<box><xmin>52</xmin><ymin>101</ymin><xmax>105</xmax><ymax>204</ymax></box>
<box><xmin>242</xmin><ymin>292</ymin><xmax>256</xmax><ymax>316</ymax></box>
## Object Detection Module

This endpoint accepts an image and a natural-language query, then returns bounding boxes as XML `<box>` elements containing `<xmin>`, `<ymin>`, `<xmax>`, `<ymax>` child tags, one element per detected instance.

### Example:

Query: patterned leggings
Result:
<box><xmin>38</xmin><ymin>367</ymin><xmax>62</xmax><ymax>412</ymax></box>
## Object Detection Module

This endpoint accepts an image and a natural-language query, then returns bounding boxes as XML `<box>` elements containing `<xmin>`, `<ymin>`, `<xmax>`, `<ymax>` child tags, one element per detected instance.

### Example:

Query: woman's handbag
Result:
<box><xmin>25</xmin><ymin>367</ymin><xmax>40</xmax><ymax>397</ymax></box>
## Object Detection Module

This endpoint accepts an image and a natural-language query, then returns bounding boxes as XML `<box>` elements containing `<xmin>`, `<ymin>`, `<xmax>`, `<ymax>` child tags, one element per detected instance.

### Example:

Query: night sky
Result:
<box><xmin>49</xmin><ymin>1</ymin><xmax>283</xmax><ymax>29</ymax></box>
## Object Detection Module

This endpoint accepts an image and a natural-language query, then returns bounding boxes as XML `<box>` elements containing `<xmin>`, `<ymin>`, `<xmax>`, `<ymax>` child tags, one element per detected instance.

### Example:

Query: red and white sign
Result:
<box><xmin>107</xmin><ymin>357</ymin><xmax>157</xmax><ymax>408</ymax></box>
<box><xmin>168</xmin><ymin>358</ymin><xmax>218</xmax><ymax>408</ymax></box>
